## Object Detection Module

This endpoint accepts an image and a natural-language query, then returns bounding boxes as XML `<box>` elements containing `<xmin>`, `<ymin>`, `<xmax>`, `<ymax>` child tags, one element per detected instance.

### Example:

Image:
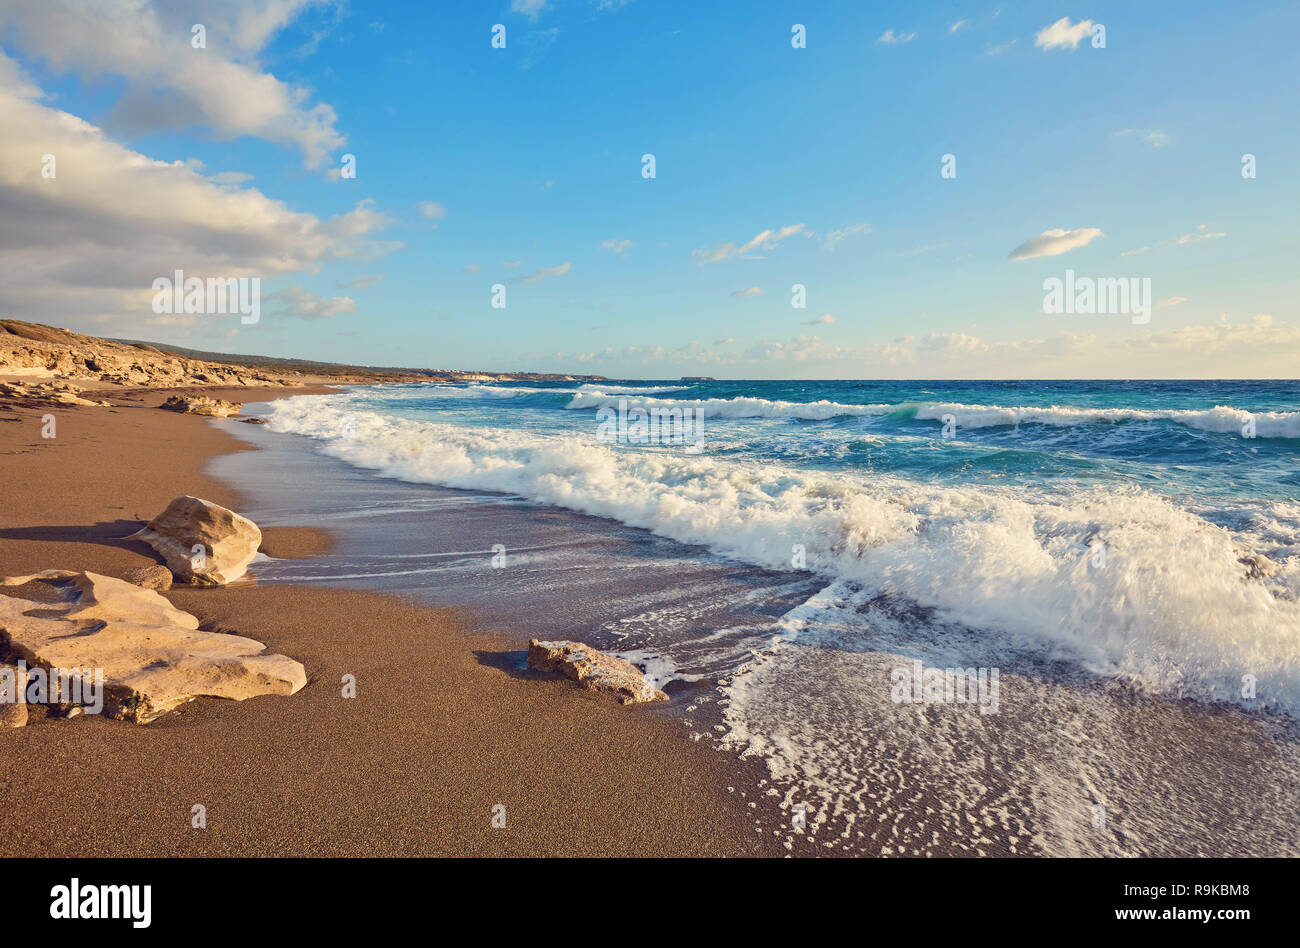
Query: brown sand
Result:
<box><xmin>0</xmin><ymin>390</ymin><xmax>775</xmax><ymax>856</ymax></box>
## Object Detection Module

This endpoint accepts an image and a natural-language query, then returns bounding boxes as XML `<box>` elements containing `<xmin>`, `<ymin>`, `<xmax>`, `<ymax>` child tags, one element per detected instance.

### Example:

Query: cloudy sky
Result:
<box><xmin>1</xmin><ymin>0</ymin><xmax>1296</xmax><ymax>378</ymax></box>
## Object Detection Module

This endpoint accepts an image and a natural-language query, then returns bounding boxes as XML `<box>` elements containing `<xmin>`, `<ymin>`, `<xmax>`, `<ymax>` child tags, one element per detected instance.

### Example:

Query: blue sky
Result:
<box><xmin>1</xmin><ymin>1</ymin><xmax>1297</xmax><ymax>377</ymax></box>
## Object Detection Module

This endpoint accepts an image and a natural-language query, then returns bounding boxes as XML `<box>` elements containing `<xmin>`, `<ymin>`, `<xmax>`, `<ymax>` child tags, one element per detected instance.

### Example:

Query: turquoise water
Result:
<box><xmin>251</xmin><ymin>378</ymin><xmax>1300</xmax><ymax>855</ymax></box>
<box><xmin>342</xmin><ymin>377</ymin><xmax>1300</xmax><ymax>501</ymax></box>
<box><xmin>263</xmin><ymin>378</ymin><xmax>1300</xmax><ymax>715</ymax></box>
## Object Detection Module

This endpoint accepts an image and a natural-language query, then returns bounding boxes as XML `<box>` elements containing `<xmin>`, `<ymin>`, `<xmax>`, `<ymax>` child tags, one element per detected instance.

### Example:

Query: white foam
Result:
<box><xmin>715</xmin><ymin>581</ymin><xmax>1300</xmax><ymax>855</ymax></box>
<box><xmin>575</xmin><ymin>383</ymin><xmax>689</xmax><ymax>394</ymax></box>
<box><xmin>566</xmin><ymin>390</ymin><xmax>894</xmax><ymax>420</ymax></box>
<box><xmin>564</xmin><ymin>391</ymin><xmax>1300</xmax><ymax>438</ymax></box>
<box><xmin>913</xmin><ymin>401</ymin><xmax>1300</xmax><ymax>438</ymax></box>
<box><xmin>266</xmin><ymin>393</ymin><xmax>1300</xmax><ymax>714</ymax></box>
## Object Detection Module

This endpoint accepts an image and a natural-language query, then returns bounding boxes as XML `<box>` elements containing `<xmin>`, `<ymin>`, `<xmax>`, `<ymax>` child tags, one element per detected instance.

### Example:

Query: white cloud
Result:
<box><xmin>464</xmin><ymin>263</ymin><xmax>482</xmax><ymax>274</ymax></box>
<box><xmin>0</xmin><ymin>2</ymin><xmax>345</xmax><ymax>168</ymax></box>
<box><xmin>823</xmin><ymin>222</ymin><xmax>871</xmax><ymax>250</ymax></box>
<box><xmin>538</xmin><ymin>317</ymin><xmax>1300</xmax><ymax>379</ymax></box>
<box><xmin>983</xmin><ymin>40</ymin><xmax>1016</xmax><ymax>56</ymax></box>
<box><xmin>731</xmin><ymin>287</ymin><xmax>762</xmax><ymax>298</ymax></box>
<box><xmin>1156</xmin><ymin>297</ymin><xmax>1188</xmax><ymax>309</ymax></box>
<box><xmin>511</xmin><ymin>0</ymin><xmax>550</xmax><ymax>22</ymax></box>
<box><xmin>1035</xmin><ymin>17</ymin><xmax>1095</xmax><ymax>51</ymax></box>
<box><xmin>501</xmin><ymin>260</ymin><xmax>523</xmax><ymax>268</ymax></box>
<box><xmin>339</xmin><ymin>274</ymin><xmax>385</xmax><ymax>290</ymax></box>
<box><xmin>523</xmin><ymin>262</ymin><xmax>571</xmax><ymax>283</ymax></box>
<box><xmin>1009</xmin><ymin>227</ymin><xmax>1105</xmax><ymax>261</ymax></box>
<box><xmin>919</xmin><ymin>332</ymin><xmax>989</xmax><ymax>357</ymax></box>
<box><xmin>266</xmin><ymin>285</ymin><xmax>357</xmax><ymax>319</ymax></box>
<box><xmin>805</xmin><ymin>313</ymin><xmax>836</xmax><ymax>325</ymax></box>
<box><xmin>1117</xmin><ymin>128</ymin><xmax>1171</xmax><ymax>148</ymax></box>
<box><xmin>896</xmin><ymin>242</ymin><xmax>949</xmax><ymax>258</ymax></box>
<box><xmin>950</xmin><ymin>19</ymin><xmax>969</xmax><ymax>33</ymax></box>
<box><xmin>878</xmin><ymin>30</ymin><xmax>917</xmax><ymax>45</ymax></box>
<box><xmin>692</xmin><ymin>223</ymin><xmax>806</xmax><ymax>264</ymax></box>
<box><xmin>0</xmin><ymin>57</ymin><xmax>397</xmax><ymax>329</ymax></box>
<box><xmin>1176</xmin><ymin>224</ymin><xmax>1226</xmax><ymax>245</ymax></box>
<box><xmin>1123</xmin><ymin>226</ymin><xmax>1225</xmax><ymax>258</ymax></box>
<box><xmin>417</xmin><ymin>201</ymin><xmax>446</xmax><ymax>220</ymax></box>
<box><xmin>601</xmin><ymin>239</ymin><xmax>634</xmax><ymax>254</ymax></box>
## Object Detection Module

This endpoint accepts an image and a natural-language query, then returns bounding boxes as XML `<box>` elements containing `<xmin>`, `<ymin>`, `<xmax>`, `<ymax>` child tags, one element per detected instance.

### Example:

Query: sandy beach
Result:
<box><xmin>3</xmin><ymin>4</ymin><xmax>1297</xmax><ymax>923</ymax></box>
<box><xmin>0</xmin><ymin>387</ymin><xmax>777</xmax><ymax>857</ymax></box>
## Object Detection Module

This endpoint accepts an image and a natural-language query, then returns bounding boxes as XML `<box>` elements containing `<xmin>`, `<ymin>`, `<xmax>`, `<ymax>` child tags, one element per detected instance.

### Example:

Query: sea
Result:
<box><xmin>216</xmin><ymin>379</ymin><xmax>1300</xmax><ymax>856</ymax></box>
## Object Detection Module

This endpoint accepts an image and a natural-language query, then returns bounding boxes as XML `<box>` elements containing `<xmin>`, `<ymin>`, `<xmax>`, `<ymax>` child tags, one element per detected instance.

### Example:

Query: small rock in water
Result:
<box><xmin>121</xmin><ymin>563</ymin><xmax>174</xmax><ymax>591</ymax></box>
<box><xmin>241</xmin><ymin>417</ymin><xmax>268</xmax><ymax>425</ymax></box>
<box><xmin>527</xmin><ymin>639</ymin><xmax>668</xmax><ymax>705</ymax></box>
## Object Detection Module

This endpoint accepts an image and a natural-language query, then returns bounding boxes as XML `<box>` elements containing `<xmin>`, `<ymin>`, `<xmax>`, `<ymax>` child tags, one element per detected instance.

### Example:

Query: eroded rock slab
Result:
<box><xmin>527</xmin><ymin>639</ymin><xmax>667</xmax><ymax>705</ymax></box>
<box><xmin>159</xmin><ymin>394</ymin><xmax>242</xmax><ymax>417</ymax></box>
<box><xmin>129</xmin><ymin>495</ymin><xmax>261</xmax><ymax>586</ymax></box>
<box><xmin>0</xmin><ymin>571</ymin><xmax>305</xmax><ymax>724</ymax></box>
<box><xmin>0</xmin><ymin>380</ymin><xmax>109</xmax><ymax>407</ymax></box>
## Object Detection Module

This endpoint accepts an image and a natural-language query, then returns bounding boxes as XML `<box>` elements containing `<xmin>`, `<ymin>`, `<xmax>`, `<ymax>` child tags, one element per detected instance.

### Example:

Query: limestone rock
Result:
<box><xmin>0</xmin><ymin>571</ymin><xmax>306</xmax><ymax>724</ymax></box>
<box><xmin>0</xmin><ymin>380</ymin><xmax>109</xmax><ymax>407</ymax></box>
<box><xmin>527</xmin><ymin>639</ymin><xmax>668</xmax><ymax>705</ymax></box>
<box><xmin>121</xmin><ymin>564</ymin><xmax>173</xmax><ymax>591</ymax></box>
<box><xmin>0</xmin><ymin>663</ymin><xmax>27</xmax><ymax>728</ymax></box>
<box><xmin>159</xmin><ymin>394</ymin><xmax>241</xmax><ymax>417</ymax></box>
<box><xmin>0</xmin><ymin>320</ymin><xmax>313</xmax><ymax>388</ymax></box>
<box><xmin>128</xmin><ymin>496</ymin><xmax>261</xmax><ymax>586</ymax></box>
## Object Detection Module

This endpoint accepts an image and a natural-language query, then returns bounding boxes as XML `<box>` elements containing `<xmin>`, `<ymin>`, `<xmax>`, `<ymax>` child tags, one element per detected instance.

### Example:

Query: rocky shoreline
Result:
<box><xmin>0</xmin><ymin>318</ymin><xmax>671</xmax><ymax>728</ymax></box>
<box><xmin>0</xmin><ymin>375</ymin><xmax>762</xmax><ymax>856</ymax></box>
<box><xmin>2</xmin><ymin>493</ymin><xmax>666</xmax><ymax>727</ymax></box>
<box><xmin>1</xmin><ymin>319</ymin><xmax>607</xmax><ymax>393</ymax></box>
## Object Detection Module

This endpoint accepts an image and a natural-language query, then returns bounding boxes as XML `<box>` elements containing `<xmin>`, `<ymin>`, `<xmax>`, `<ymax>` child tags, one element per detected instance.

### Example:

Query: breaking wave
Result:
<box><xmin>564</xmin><ymin>391</ymin><xmax>1300</xmax><ymax>438</ymax></box>
<box><xmin>266</xmin><ymin>393</ymin><xmax>1300</xmax><ymax>713</ymax></box>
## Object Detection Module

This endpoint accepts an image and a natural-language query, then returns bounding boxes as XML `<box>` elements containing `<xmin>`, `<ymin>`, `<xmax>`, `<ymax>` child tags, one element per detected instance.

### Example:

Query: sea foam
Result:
<box><xmin>266</xmin><ymin>393</ymin><xmax>1300</xmax><ymax>713</ymax></box>
<box><xmin>565</xmin><ymin>391</ymin><xmax>1300</xmax><ymax>438</ymax></box>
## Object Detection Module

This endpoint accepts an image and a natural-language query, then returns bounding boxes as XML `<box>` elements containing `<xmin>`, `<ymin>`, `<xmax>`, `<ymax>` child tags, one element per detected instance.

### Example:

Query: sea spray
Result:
<box><xmin>264</xmin><ymin>389</ymin><xmax>1300</xmax><ymax>714</ymax></box>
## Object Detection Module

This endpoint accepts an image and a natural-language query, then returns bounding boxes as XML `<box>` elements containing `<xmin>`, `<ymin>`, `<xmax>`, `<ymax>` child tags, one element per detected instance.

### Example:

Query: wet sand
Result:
<box><xmin>204</xmin><ymin>399</ymin><xmax>1300</xmax><ymax>858</ymax></box>
<box><xmin>0</xmin><ymin>389</ymin><xmax>777</xmax><ymax>857</ymax></box>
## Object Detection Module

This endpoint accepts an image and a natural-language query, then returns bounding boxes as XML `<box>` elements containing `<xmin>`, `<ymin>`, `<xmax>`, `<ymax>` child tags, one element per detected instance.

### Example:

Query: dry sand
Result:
<box><xmin>0</xmin><ymin>388</ymin><xmax>775</xmax><ymax>856</ymax></box>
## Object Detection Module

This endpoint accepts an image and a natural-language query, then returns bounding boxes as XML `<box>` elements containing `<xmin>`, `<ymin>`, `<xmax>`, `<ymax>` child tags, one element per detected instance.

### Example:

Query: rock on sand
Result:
<box><xmin>527</xmin><ymin>639</ymin><xmax>668</xmax><ymax>705</ymax></box>
<box><xmin>129</xmin><ymin>495</ymin><xmax>261</xmax><ymax>586</ymax></box>
<box><xmin>0</xmin><ymin>570</ymin><xmax>306</xmax><ymax>724</ymax></box>
<box><xmin>159</xmin><ymin>394</ymin><xmax>242</xmax><ymax>417</ymax></box>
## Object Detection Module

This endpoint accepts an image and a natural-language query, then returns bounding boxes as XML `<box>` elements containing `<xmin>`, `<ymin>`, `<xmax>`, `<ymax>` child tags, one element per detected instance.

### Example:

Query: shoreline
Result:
<box><xmin>0</xmin><ymin>386</ymin><xmax>777</xmax><ymax>857</ymax></box>
<box><xmin>229</xmin><ymin>385</ymin><xmax>1300</xmax><ymax>858</ymax></box>
<box><xmin>8</xmin><ymin>380</ymin><xmax>1297</xmax><ymax>857</ymax></box>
